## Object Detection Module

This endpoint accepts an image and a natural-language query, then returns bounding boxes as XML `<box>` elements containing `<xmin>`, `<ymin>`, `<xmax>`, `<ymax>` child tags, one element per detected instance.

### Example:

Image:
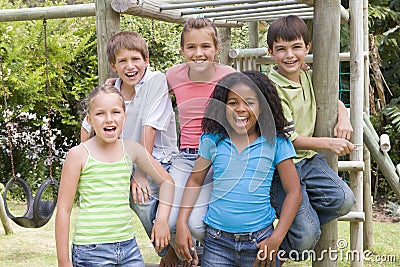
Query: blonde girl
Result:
<box><xmin>55</xmin><ymin>85</ymin><xmax>174</xmax><ymax>267</ymax></box>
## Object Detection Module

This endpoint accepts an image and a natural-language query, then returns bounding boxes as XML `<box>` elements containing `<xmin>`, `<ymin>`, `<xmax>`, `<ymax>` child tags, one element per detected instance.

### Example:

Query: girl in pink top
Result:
<box><xmin>161</xmin><ymin>18</ymin><xmax>235</xmax><ymax>266</ymax></box>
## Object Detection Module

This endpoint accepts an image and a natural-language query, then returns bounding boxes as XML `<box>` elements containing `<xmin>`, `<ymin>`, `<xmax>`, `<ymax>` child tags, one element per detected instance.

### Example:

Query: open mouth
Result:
<box><xmin>284</xmin><ymin>60</ymin><xmax>298</xmax><ymax>65</ymax></box>
<box><xmin>125</xmin><ymin>71</ymin><xmax>138</xmax><ymax>79</ymax></box>
<box><xmin>192</xmin><ymin>59</ymin><xmax>207</xmax><ymax>64</ymax></box>
<box><xmin>234</xmin><ymin>116</ymin><xmax>249</xmax><ymax>127</ymax></box>
<box><xmin>104</xmin><ymin>126</ymin><xmax>116</xmax><ymax>134</ymax></box>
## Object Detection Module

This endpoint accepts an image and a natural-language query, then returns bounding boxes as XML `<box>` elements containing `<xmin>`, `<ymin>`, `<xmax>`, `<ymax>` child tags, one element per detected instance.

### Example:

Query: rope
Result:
<box><xmin>0</xmin><ymin>53</ymin><xmax>17</xmax><ymax>181</ymax></box>
<box><xmin>43</xmin><ymin>19</ymin><xmax>54</xmax><ymax>181</ymax></box>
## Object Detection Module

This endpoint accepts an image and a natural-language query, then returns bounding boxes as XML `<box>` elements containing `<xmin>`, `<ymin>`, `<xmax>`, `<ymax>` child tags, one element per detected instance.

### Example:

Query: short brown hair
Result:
<box><xmin>106</xmin><ymin>31</ymin><xmax>149</xmax><ymax>64</ymax></box>
<box><xmin>267</xmin><ymin>15</ymin><xmax>310</xmax><ymax>49</ymax></box>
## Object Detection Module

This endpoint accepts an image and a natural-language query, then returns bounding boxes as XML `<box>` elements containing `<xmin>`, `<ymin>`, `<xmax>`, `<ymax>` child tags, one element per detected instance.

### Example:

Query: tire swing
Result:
<box><xmin>2</xmin><ymin>20</ymin><xmax>59</xmax><ymax>228</ymax></box>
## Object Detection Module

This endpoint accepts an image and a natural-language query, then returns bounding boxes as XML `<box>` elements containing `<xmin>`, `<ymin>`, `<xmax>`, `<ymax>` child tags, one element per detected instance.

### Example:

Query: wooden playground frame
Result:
<box><xmin>1</xmin><ymin>0</ymin><xmax>400</xmax><ymax>266</ymax></box>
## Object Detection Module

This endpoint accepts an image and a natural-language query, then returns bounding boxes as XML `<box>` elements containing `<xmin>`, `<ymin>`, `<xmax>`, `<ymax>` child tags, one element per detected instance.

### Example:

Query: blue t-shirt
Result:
<box><xmin>199</xmin><ymin>133</ymin><xmax>296</xmax><ymax>233</ymax></box>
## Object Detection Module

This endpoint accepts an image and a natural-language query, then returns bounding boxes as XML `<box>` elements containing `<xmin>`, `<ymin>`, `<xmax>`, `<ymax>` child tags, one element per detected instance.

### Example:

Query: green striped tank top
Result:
<box><xmin>73</xmin><ymin>141</ymin><xmax>135</xmax><ymax>245</ymax></box>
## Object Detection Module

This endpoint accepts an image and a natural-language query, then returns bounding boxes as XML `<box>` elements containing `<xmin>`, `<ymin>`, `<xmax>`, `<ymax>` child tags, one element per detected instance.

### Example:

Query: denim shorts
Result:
<box><xmin>202</xmin><ymin>225</ymin><xmax>279</xmax><ymax>267</ymax></box>
<box><xmin>72</xmin><ymin>237</ymin><xmax>145</xmax><ymax>267</ymax></box>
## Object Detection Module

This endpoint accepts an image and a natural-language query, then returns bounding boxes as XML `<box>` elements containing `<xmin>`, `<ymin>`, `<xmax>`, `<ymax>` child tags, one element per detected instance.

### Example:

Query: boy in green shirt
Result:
<box><xmin>267</xmin><ymin>15</ymin><xmax>356</xmax><ymax>261</ymax></box>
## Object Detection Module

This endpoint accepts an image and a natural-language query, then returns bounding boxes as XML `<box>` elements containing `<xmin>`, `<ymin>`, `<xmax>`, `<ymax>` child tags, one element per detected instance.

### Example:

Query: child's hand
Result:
<box><xmin>175</xmin><ymin>222</ymin><xmax>195</xmax><ymax>261</ymax></box>
<box><xmin>150</xmin><ymin>219</ymin><xmax>170</xmax><ymax>253</ymax></box>
<box><xmin>105</xmin><ymin>77</ymin><xmax>117</xmax><ymax>86</ymax></box>
<box><xmin>328</xmin><ymin>138</ymin><xmax>355</xmax><ymax>156</ymax></box>
<box><xmin>131</xmin><ymin>175</ymin><xmax>151</xmax><ymax>203</ymax></box>
<box><xmin>253</xmin><ymin>235</ymin><xmax>281</xmax><ymax>267</ymax></box>
<box><xmin>301</xmin><ymin>61</ymin><xmax>311</xmax><ymax>71</ymax></box>
<box><xmin>334</xmin><ymin>118</ymin><xmax>353</xmax><ymax>140</ymax></box>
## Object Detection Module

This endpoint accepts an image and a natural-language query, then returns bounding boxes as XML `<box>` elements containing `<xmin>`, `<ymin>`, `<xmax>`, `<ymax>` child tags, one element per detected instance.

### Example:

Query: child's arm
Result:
<box><xmin>292</xmin><ymin>134</ymin><xmax>355</xmax><ymax>156</ymax></box>
<box><xmin>128</xmin><ymin>141</ymin><xmax>175</xmax><ymax>252</ymax></box>
<box><xmin>255</xmin><ymin>159</ymin><xmax>301</xmax><ymax>266</ymax></box>
<box><xmin>294</xmin><ymin>100</ymin><xmax>354</xmax><ymax>155</ymax></box>
<box><xmin>334</xmin><ymin>100</ymin><xmax>353</xmax><ymax>140</ymax></box>
<box><xmin>131</xmin><ymin>125</ymin><xmax>156</xmax><ymax>203</ymax></box>
<box><xmin>80</xmin><ymin>125</ymin><xmax>89</xmax><ymax>143</ymax></box>
<box><xmin>55</xmin><ymin>146</ymin><xmax>83</xmax><ymax>267</ymax></box>
<box><xmin>175</xmin><ymin>156</ymin><xmax>211</xmax><ymax>261</ymax></box>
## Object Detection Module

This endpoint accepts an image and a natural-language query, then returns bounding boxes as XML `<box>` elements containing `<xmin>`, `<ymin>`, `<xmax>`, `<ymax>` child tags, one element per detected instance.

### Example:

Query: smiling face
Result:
<box><xmin>110</xmin><ymin>48</ymin><xmax>149</xmax><ymax>88</ymax></box>
<box><xmin>225</xmin><ymin>83</ymin><xmax>260</xmax><ymax>140</ymax></box>
<box><xmin>268</xmin><ymin>37</ymin><xmax>310</xmax><ymax>83</ymax></box>
<box><xmin>87</xmin><ymin>92</ymin><xmax>126</xmax><ymax>144</ymax></box>
<box><xmin>181</xmin><ymin>28</ymin><xmax>218</xmax><ymax>74</ymax></box>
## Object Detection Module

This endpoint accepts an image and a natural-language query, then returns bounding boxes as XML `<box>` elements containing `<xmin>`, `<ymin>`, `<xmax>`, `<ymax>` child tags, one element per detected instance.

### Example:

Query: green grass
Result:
<box><xmin>0</xmin><ymin>203</ymin><xmax>160</xmax><ymax>267</ymax></box>
<box><xmin>1</xmin><ymin>203</ymin><xmax>399</xmax><ymax>266</ymax></box>
<box><xmin>283</xmin><ymin>221</ymin><xmax>400</xmax><ymax>266</ymax></box>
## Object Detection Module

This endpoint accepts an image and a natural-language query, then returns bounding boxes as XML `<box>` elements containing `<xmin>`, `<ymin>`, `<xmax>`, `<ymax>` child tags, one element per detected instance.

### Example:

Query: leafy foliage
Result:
<box><xmin>0</xmin><ymin>1</ymin><xmax>97</xmax><ymax>194</ymax></box>
<box><xmin>382</xmin><ymin>97</ymin><xmax>400</xmax><ymax>132</ymax></box>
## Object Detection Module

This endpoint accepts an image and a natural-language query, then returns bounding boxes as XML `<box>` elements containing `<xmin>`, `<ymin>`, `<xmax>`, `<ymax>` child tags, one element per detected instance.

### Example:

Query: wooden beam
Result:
<box><xmin>338</xmin><ymin>211</ymin><xmax>365</xmax><ymax>222</ymax></box>
<box><xmin>110</xmin><ymin>0</ymin><xmax>243</xmax><ymax>27</ymax></box>
<box><xmin>0</xmin><ymin>4</ymin><xmax>95</xmax><ymax>22</ymax></box>
<box><xmin>363</xmin><ymin>119</ymin><xmax>400</xmax><ymax>199</ymax></box>
<box><xmin>349</xmin><ymin>1</ymin><xmax>365</xmax><ymax>265</ymax></box>
<box><xmin>296</xmin><ymin>0</ymin><xmax>349</xmax><ymax>23</ymax></box>
<box><xmin>338</xmin><ymin>161</ymin><xmax>364</xmax><ymax>172</ymax></box>
<box><xmin>312</xmin><ymin>1</ymin><xmax>341</xmax><ymax>266</ymax></box>
<box><xmin>96</xmin><ymin>0</ymin><xmax>120</xmax><ymax>84</ymax></box>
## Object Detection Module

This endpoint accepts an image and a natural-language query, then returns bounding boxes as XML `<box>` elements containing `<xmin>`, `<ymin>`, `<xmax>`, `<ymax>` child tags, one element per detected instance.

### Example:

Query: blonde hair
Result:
<box><xmin>86</xmin><ymin>84</ymin><xmax>125</xmax><ymax>138</ymax></box>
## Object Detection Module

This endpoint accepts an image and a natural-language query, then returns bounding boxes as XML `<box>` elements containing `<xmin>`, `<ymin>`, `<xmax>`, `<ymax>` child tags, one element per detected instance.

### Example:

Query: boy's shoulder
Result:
<box><xmin>268</xmin><ymin>68</ymin><xmax>312</xmax><ymax>88</ymax></box>
<box><xmin>143</xmin><ymin>68</ymin><xmax>166</xmax><ymax>81</ymax></box>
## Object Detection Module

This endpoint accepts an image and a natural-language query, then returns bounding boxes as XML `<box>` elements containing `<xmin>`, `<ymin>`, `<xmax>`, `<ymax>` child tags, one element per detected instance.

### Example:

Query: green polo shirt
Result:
<box><xmin>268</xmin><ymin>68</ymin><xmax>317</xmax><ymax>163</ymax></box>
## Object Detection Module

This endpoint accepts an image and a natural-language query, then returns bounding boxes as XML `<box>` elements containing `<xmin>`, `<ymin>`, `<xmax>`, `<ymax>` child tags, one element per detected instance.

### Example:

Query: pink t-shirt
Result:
<box><xmin>166</xmin><ymin>63</ymin><xmax>235</xmax><ymax>149</ymax></box>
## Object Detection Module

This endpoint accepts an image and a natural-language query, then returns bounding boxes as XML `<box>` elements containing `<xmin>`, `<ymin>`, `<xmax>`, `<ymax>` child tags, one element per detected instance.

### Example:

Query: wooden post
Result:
<box><xmin>362</xmin><ymin>0</ymin><xmax>374</xmax><ymax>252</ymax></box>
<box><xmin>312</xmin><ymin>1</ymin><xmax>341</xmax><ymax>266</ymax></box>
<box><xmin>0</xmin><ymin>183</ymin><xmax>14</xmax><ymax>235</ymax></box>
<box><xmin>219</xmin><ymin>27</ymin><xmax>232</xmax><ymax>66</ymax></box>
<box><xmin>95</xmin><ymin>0</ymin><xmax>120</xmax><ymax>84</ymax></box>
<box><xmin>349</xmin><ymin>0</ymin><xmax>365</xmax><ymax>266</ymax></box>
<box><xmin>248</xmin><ymin>21</ymin><xmax>258</xmax><ymax>48</ymax></box>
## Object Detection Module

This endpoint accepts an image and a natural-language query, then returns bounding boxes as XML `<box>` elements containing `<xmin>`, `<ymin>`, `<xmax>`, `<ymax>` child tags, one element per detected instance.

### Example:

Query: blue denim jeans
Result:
<box><xmin>270</xmin><ymin>154</ymin><xmax>356</xmax><ymax>260</ymax></box>
<box><xmin>202</xmin><ymin>225</ymin><xmax>279</xmax><ymax>267</ymax></box>
<box><xmin>72</xmin><ymin>237</ymin><xmax>144</xmax><ymax>266</ymax></box>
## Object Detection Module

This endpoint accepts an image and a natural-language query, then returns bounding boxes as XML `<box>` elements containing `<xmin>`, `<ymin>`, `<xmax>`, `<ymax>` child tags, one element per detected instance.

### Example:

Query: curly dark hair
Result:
<box><xmin>202</xmin><ymin>71</ymin><xmax>288</xmax><ymax>143</ymax></box>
